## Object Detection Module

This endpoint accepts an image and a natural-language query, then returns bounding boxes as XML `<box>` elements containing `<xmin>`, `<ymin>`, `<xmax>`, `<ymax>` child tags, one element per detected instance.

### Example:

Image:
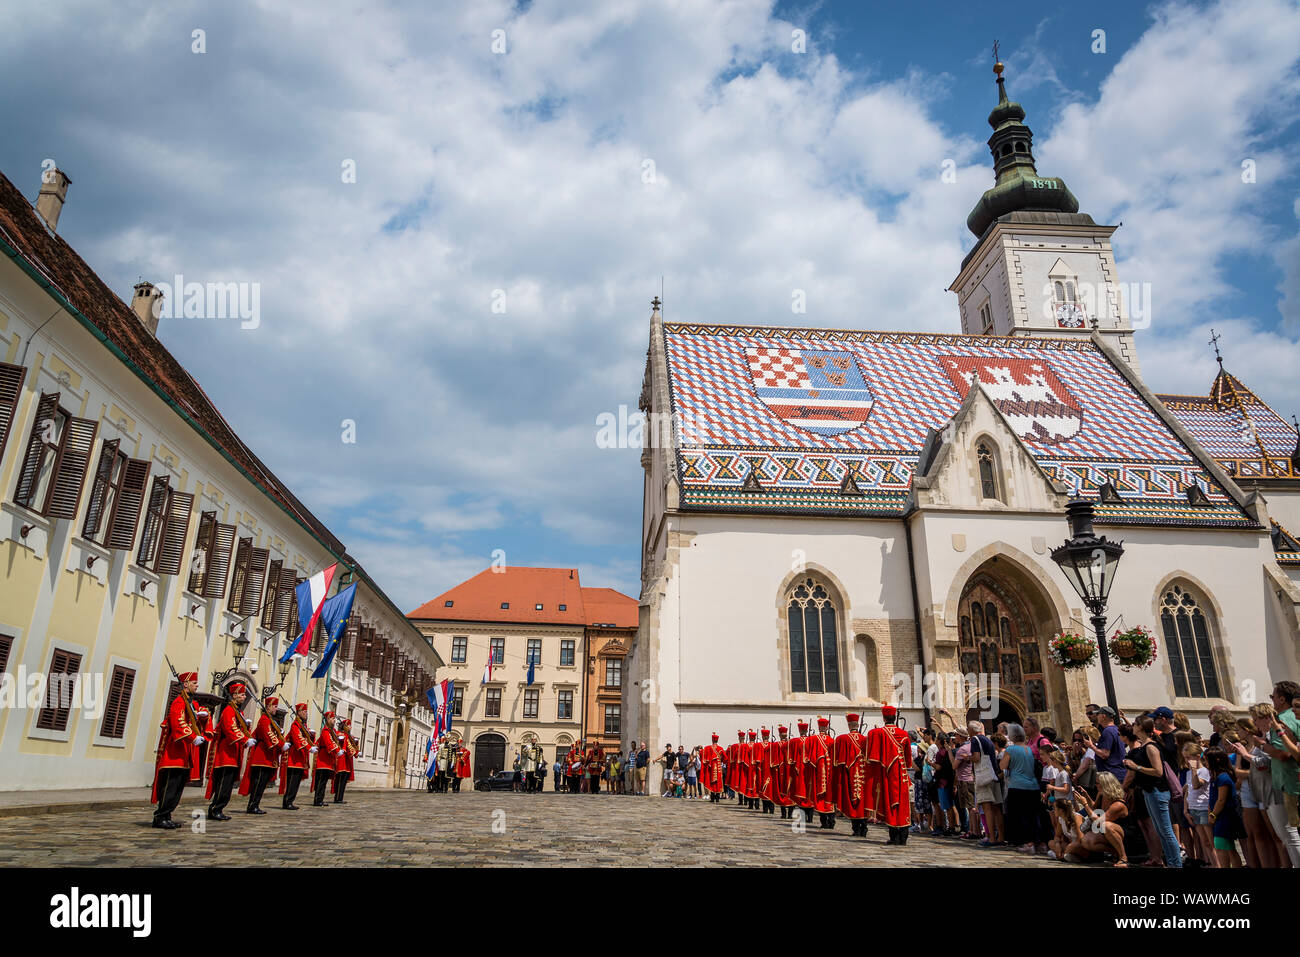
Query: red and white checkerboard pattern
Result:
<box><xmin>747</xmin><ymin>348</ymin><xmax>809</xmax><ymax>388</ymax></box>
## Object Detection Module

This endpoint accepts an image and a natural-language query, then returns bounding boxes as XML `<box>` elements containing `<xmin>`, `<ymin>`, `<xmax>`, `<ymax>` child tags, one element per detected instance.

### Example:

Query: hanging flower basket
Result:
<box><xmin>1048</xmin><ymin>631</ymin><xmax>1097</xmax><ymax>669</ymax></box>
<box><xmin>1109</xmin><ymin>625</ymin><xmax>1157</xmax><ymax>671</ymax></box>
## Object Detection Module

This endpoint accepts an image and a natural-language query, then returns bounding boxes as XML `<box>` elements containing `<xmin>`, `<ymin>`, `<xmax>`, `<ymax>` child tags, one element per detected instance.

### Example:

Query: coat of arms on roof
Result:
<box><xmin>745</xmin><ymin>346</ymin><xmax>875</xmax><ymax>437</ymax></box>
<box><xmin>938</xmin><ymin>355</ymin><xmax>1083</xmax><ymax>446</ymax></box>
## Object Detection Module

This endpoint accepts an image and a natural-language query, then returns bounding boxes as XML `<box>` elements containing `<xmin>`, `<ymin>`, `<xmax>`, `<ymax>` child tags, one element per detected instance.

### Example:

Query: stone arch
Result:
<box><xmin>854</xmin><ymin>634</ymin><xmax>882</xmax><ymax>702</ymax></box>
<box><xmin>774</xmin><ymin>563</ymin><xmax>853</xmax><ymax>702</ymax></box>
<box><xmin>1149</xmin><ymin>571</ymin><xmax>1236</xmax><ymax>705</ymax></box>
<box><xmin>943</xmin><ymin>544</ymin><xmax>1081</xmax><ymax>736</ymax></box>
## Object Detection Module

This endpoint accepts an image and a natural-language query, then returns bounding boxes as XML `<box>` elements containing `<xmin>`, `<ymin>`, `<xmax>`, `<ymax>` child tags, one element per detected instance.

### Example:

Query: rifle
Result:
<box><xmin>162</xmin><ymin>655</ymin><xmax>207</xmax><ymax>743</ymax></box>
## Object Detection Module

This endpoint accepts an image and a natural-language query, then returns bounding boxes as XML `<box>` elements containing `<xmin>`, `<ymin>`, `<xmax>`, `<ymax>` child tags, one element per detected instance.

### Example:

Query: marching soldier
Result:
<box><xmin>566</xmin><ymin>741</ymin><xmax>584</xmax><ymax>794</ymax></box>
<box><xmin>280</xmin><ymin>703</ymin><xmax>312</xmax><ymax>810</ymax></box>
<box><xmin>333</xmin><ymin>718</ymin><xmax>358</xmax><ymax>803</ymax></box>
<box><xmin>454</xmin><ymin>740</ymin><xmax>471</xmax><ymax>791</ymax></box>
<box><xmin>772</xmin><ymin>725</ymin><xmax>796</xmax><ymax>819</ymax></box>
<box><xmin>791</xmin><ymin>719</ymin><xmax>814</xmax><ymax>823</ymax></box>
<box><xmin>520</xmin><ymin>739</ymin><xmax>537</xmax><ymax>792</ymax></box>
<box><xmin>701</xmin><ymin>733</ymin><xmax>725</xmax><ymax>802</ymax></box>
<box><xmin>586</xmin><ymin>740</ymin><xmax>606</xmax><ymax>794</ymax></box>
<box><xmin>206</xmin><ymin>682</ymin><xmax>255</xmax><ymax>821</ymax></box>
<box><xmin>865</xmin><ymin>705</ymin><xmax>913</xmax><ymax>845</ymax></box>
<box><xmin>757</xmin><ymin>728</ymin><xmax>775</xmax><ymax>814</ymax></box>
<box><xmin>833</xmin><ymin>712</ymin><xmax>869</xmax><ymax>836</ymax></box>
<box><xmin>727</xmin><ymin>731</ymin><xmax>745</xmax><ymax>803</ymax></box>
<box><xmin>312</xmin><ymin>710</ymin><xmax>341</xmax><ymax>807</ymax></box>
<box><xmin>238</xmin><ymin>696</ymin><xmax>284</xmax><ymax>814</ymax></box>
<box><xmin>529</xmin><ymin>741</ymin><xmax>544</xmax><ymax>792</ymax></box>
<box><xmin>806</xmin><ymin>716</ymin><xmax>836</xmax><ymax>829</ymax></box>
<box><xmin>743</xmin><ymin>730</ymin><xmax>759</xmax><ymax>809</ymax></box>
<box><xmin>150</xmin><ymin>671</ymin><xmax>208</xmax><ymax>830</ymax></box>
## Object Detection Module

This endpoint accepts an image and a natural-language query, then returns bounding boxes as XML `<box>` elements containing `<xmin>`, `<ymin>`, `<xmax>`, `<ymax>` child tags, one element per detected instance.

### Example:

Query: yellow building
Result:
<box><xmin>0</xmin><ymin>167</ymin><xmax>441</xmax><ymax>792</ymax></box>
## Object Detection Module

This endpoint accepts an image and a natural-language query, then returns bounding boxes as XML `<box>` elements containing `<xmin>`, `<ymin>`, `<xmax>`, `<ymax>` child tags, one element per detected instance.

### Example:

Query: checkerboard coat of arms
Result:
<box><xmin>746</xmin><ymin>346</ymin><xmax>875</xmax><ymax>436</ymax></box>
<box><xmin>938</xmin><ymin>354</ymin><xmax>1084</xmax><ymax>445</ymax></box>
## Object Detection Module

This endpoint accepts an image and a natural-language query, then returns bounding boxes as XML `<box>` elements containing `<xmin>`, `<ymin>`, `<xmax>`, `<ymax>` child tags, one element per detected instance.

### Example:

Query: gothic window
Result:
<box><xmin>979</xmin><ymin>301</ymin><xmax>994</xmax><ymax>336</ymax></box>
<box><xmin>787</xmin><ymin>577</ymin><xmax>841</xmax><ymax>695</ymax></box>
<box><xmin>978</xmin><ymin>443</ymin><xmax>999</xmax><ymax>500</ymax></box>
<box><xmin>1159</xmin><ymin>585</ymin><xmax>1222</xmax><ymax>698</ymax></box>
<box><xmin>1054</xmin><ymin>281</ymin><xmax>1065</xmax><ymax>302</ymax></box>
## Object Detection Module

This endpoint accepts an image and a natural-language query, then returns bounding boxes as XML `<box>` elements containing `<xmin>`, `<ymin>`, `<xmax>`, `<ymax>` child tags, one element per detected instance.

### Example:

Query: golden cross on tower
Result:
<box><xmin>992</xmin><ymin>40</ymin><xmax>1000</xmax><ymax>63</ymax></box>
<box><xmin>1208</xmin><ymin>327</ymin><xmax>1223</xmax><ymax>366</ymax></box>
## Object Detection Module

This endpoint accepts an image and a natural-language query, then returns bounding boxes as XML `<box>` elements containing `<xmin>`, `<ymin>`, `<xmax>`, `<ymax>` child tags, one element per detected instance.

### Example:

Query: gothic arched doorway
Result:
<box><xmin>966</xmin><ymin>694</ymin><xmax>1022</xmax><ymax>734</ymax></box>
<box><xmin>474</xmin><ymin>732</ymin><xmax>507</xmax><ymax>781</ymax></box>
<box><xmin>957</xmin><ymin>557</ymin><xmax>1063</xmax><ymax>733</ymax></box>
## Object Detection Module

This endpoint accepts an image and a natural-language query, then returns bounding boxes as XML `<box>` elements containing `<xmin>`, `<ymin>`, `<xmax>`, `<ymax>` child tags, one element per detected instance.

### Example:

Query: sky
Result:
<box><xmin>1</xmin><ymin>0</ymin><xmax>1298</xmax><ymax>611</ymax></box>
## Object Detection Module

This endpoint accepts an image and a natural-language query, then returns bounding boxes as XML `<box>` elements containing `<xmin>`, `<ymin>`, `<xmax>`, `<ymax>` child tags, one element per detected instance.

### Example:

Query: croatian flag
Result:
<box><xmin>279</xmin><ymin>563</ymin><xmax>339</xmax><ymax>663</ymax></box>
<box><xmin>309</xmin><ymin>583</ymin><xmax>359</xmax><ymax>678</ymax></box>
<box><xmin>438</xmin><ymin>679</ymin><xmax>453</xmax><ymax>737</ymax></box>
<box><xmin>425</xmin><ymin>681</ymin><xmax>447</xmax><ymax>737</ymax></box>
<box><xmin>481</xmin><ymin>656</ymin><xmax>494</xmax><ymax>685</ymax></box>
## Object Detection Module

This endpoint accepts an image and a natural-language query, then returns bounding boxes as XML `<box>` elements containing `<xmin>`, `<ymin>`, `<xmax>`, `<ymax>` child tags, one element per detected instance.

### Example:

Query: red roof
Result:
<box><xmin>580</xmin><ymin>587</ymin><xmax>639</xmax><ymax>628</ymax></box>
<box><xmin>407</xmin><ymin>567</ymin><xmax>637</xmax><ymax>627</ymax></box>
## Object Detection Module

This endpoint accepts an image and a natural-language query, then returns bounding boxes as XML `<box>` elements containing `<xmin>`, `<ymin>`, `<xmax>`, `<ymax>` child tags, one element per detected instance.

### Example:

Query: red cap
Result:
<box><xmin>711</xmin><ymin>733</ymin><xmax>719</xmax><ymax>741</ymax></box>
<box><xmin>747</xmin><ymin>729</ymin><xmax>756</xmax><ymax>739</ymax></box>
<box><xmin>178</xmin><ymin>671</ymin><xmax>198</xmax><ymax>683</ymax></box>
<box><xmin>761</xmin><ymin>728</ymin><xmax>770</xmax><ymax>737</ymax></box>
<box><xmin>881</xmin><ymin>705</ymin><xmax>898</xmax><ymax>718</ymax></box>
<box><xmin>797</xmin><ymin>720</ymin><xmax>809</xmax><ymax>730</ymax></box>
<box><xmin>817</xmin><ymin>716</ymin><xmax>830</xmax><ymax>728</ymax></box>
<box><xmin>228</xmin><ymin>682</ymin><xmax>247</xmax><ymax>695</ymax></box>
<box><xmin>738</xmin><ymin>731</ymin><xmax>745</xmax><ymax>739</ymax></box>
<box><xmin>324</xmin><ymin>710</ymin><xmax>336</xmax><ymax>719</ymax></box>
<box><xmin>846</xmin><ymin>712</ymin><xmax>860</xmax><ymax>723</ymax></box>
<box><xmin>777</xmin><ymin>725</ymin><xmax>788</xmax><ymax>734</ymax></box>
<box><xmin>265</xmin><ymin>697</ymin><xmax>279</xmax><ymax>709</ymax></box>
<box><xmin>295</xmin><ymin>703</ymin><xmax>309</xmax><ymax>712</ymax></box>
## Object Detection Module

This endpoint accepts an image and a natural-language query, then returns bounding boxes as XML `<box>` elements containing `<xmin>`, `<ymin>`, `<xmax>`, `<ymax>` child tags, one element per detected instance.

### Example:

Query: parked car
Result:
<box><xmin>474</xmin><ymin>770</ymin><xmax>516</xmax><ymax>792</ymax></box>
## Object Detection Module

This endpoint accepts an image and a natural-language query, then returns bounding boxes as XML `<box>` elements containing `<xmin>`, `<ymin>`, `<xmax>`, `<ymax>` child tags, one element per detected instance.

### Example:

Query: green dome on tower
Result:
<box><xmin>966</xmin><ymin>60</ymin><xmax>1080</xmax><ymax>238</ymax></box>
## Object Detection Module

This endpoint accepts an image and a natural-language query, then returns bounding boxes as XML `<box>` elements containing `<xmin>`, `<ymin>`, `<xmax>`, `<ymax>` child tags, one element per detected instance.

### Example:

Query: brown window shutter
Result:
<box><xmin>155</xmin><ymin>490</ymin><xmax>194</xmax><ymax>576</ymax></box>
<box><xmin>0</xmin><ymin>634</ymin><xmax>12</xmax><ymax>675</ymax></box>
<box><xmin>240</xmin><ymin>547</ymin><xmax>269</xmax><ymax>617</ymax></box>
<box><xmin>188</xmin><ymin>511</ymin><xmax>215</xmax><ymax>591</ymax></box>
<box><xmin>200</xmin><ymin>522</ymin><xmax>236</xmax><ymax>599</ymax></box>
<box><xmin>99</xmin><ymin>665</ymin><xmax>135</xmax><ymax>739</ymax></box>
<box><xmin>271</xmin><ymin>574</ymin><xmax>298</xmax><ymax>631</ymax></box>
<box><xmin>228</xmin><ymin>537</ymin><xmax>251</xmax><ymax>607</ymax></box>
<box><xmin>106</xmin><ymin>458</ymin><xmax>152</xmax><ymax>550</ymax></box>
<box><xmin>13</xmin><ymin>391</ymin><xmax>60</xmax><ymax>509</ymax></box>
<box><xmin>136</xmin><ymin>475</ymin><xmax>171</xmax><ymax>567</ymax></box>
<box><xmin>35</xmin><ymin>649</ymin><xmax>82</xmax><ymax>732</ymax></box>
<box><xmin>46</xmin><ymin>415</ymin><xmax>98</xmax><ymax>520</ymax></box>
<box><xmin>341</xmin><ymin>617</ymin><xmax>358</xmax><ymax>661</ymax></box>
<box><xmin>261</xmin><ymin>560</ymin><xmax>282</xmax><ymax>628</ymax></box>
<box><xmin>81</xmin><ymin>438</ymin><xmax>120</xmax><ymax>538</ymax></box>
<box><xmin>0</xmin><ymin>362</ymin><xmax>27</xmax><ymax>464</ymax></box>
<box><xmin>357</xmin><ymin>626</ymin><xmax>373</xmax><ymax>672</ymax></box>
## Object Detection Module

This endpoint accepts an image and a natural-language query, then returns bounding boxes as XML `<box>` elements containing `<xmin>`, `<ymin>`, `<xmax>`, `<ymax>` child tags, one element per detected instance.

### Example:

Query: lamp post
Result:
<box><xmin>262</xmin><ymin>658</ymin><xmax>293</xmax><ymax>699</ymax></box>
<box><xmin>211</xmin><ymin>629</ymin><xmax>252</xmax><ymax>692</ymax></box>
<box><xmin>1050</xmin><ymin>499</ymin><xmax>1125</xmax><ymax>715</ymax></box>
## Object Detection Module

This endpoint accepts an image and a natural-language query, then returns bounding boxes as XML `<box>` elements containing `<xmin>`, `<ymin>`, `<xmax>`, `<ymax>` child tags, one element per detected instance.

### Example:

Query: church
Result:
<box><xmin>628</xmin><ymin>62</ymin><xmax>1300</xmax><ymax>748</ymax></box>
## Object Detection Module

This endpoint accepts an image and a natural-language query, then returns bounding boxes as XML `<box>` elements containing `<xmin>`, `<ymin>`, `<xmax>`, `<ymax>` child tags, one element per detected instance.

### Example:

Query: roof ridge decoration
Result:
<box><xmin>662</xmin><ymin>321</ymin><xmax>1097</xmax><ymax>350</ymax></box>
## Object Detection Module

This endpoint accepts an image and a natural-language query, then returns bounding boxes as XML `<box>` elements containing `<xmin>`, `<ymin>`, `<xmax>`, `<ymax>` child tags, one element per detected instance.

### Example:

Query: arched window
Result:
<box><xmin>1159</xmin><ymin>585</ymin><xmax>1222</xmax><ymax>698</ymax></box>
<box><xmin>787</xmin><ymin>578</ymin><xmax>840</xmax><ymax>694</ymax></box>
<box><xmin>1054</xmin><ymin>281</ymin><xmax>1065</xmax><ymax>302</ymax></box>
<box><xmin>978</xmin><ymin>443</ymin><xmax>999</xmax><ymax>500</ymax></box>
<box><xmin>1065</xmin><ymin>281</ymin><xmax>1077</xmax><ymax>303</ymax></box>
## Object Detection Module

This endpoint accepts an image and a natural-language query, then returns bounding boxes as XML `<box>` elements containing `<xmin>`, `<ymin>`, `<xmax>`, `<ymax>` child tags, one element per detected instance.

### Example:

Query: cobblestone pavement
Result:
<box><xmin>0</xmin><ymin>790</ymin><xmax>1070</xmax><ymax>867</ymax></box>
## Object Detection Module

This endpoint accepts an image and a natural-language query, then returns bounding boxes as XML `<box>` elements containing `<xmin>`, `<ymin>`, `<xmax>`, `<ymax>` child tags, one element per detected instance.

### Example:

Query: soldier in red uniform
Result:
<box><xmin>789</xmin><ymin>720</ymin><xmax>812</xmax><ymax>823</ymax></box>
<box><xmin>757</xmin><ymin>728</ymin><xmax>775</xmax><ymax>814</ymax></box>
<box><xmin>280</xmin><ymin>703</ymin><xmax>312</xmax><ymax>810</ymax></box>
<box><xmin>727</xmin><ymin>731</ymin><xmax>745</xmax><ymax>803</ymax></box>
<box><xmin>865</xmin><ymin>705</ymin><xmax>912</xmax><ymax>845</ymax></box>
<box><xmin>586</xmin><ymin>741</ymin><xmax>605</xmax><ymax>794</ymax></box>
<box><xmin>454</xmin><ymin>741</ymin><xmax>472</xmax><ymax>791</ymax></box>
<box><xmin>565</xmin><ymin>742</ymin><xmax>584</xmax><ymax>794</ymax></box>
<box><xmin>238</xmin><ymin>696</ymin><xmax>283</xmax><ymax>814</ymax></box>
<box><xmin>741</xmin><ymin>730</ymin><xmax>759</xmax><ymax>809</ymax></box>
<box><xmin>701</xmin><ymin>733</ymin><xmax>725</xmax><ymax>802</ymax></box>
<box><xmin>332</xmin><ymin>718</ymin><xmax>358</xmax><ymax>803</ymax></box>
<box><xmin>833</xmin><ymin>712</ymin><xmax>870</xmax><ymax>837</ymax></box>
<box><xmin>205</xmin><ymin>683</ymin><xmax>254</xmax><ymax>821</ymax></box>
<box><xmin>772</xmin><ymin>725</ymin><xmax>796</xmax><ymax>819</ymax></box>
<box><xmin>150</xmin><ymin>671</ymin><xmax>208</xmax><ymax>830</ymax></box>
<box><xmin>805</xmin><ymin>716</ymin><xmax>836</xmax><ymax>829</ymax></box>
<box><xmin>312</xmin><ymin>710</ymin><xmax>341</xmax><ymax>807</ymax></box>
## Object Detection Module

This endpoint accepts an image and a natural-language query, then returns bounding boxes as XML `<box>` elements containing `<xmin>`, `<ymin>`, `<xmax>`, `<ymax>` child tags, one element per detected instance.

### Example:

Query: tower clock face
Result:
<box><xmin>1054</xmin><ymin>302</ymin><xmax>1086</xmax><ymax>328</ymax></box>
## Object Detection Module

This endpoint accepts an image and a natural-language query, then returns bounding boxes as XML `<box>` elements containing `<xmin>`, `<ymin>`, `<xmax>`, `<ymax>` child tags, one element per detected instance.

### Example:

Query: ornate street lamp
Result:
<box><xmin>211</xmin><ymin>628</ymin><xmax>252</xmax><ymax>691</ymax></box>
<box><xmin>261</xmin><ymin>658</ymin><xmax>293</xmax><ymax>699</ymax></box>
<box><xmin>1050</xmin><ymin>499</ymin><xmax>1124</xmax><ymax>714</ymax></box>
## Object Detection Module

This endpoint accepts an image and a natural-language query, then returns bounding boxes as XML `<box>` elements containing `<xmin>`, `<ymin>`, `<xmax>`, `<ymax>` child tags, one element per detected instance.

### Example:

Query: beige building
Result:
<box><xmin>629</xmin><ymin>68</ymin><xmax>1300</xmax><ymax>751</ymax></box>
<box><xmin>0</xmin><ymin>167</ymin><xmax>441</xmax><ymax>792</ymax></box>
<box><xmin>409</xmin><ymin>566</ymin><xmax>636</xmax><ymax>779</ymax></box>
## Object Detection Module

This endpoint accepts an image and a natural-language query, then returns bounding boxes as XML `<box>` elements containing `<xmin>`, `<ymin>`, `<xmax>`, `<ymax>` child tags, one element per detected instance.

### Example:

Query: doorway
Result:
<box><xmin>474</xmin><ymin>732</ymin><xmax>507</xmax><ymax>781</ymax></box>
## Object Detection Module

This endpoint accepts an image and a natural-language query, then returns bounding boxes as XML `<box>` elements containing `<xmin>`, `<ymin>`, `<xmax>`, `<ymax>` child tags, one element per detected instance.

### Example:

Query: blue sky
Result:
<box><xmin>2</xmin><ymin>0</ymin><xmax>1297</xmax><ymax>610</ymax></box>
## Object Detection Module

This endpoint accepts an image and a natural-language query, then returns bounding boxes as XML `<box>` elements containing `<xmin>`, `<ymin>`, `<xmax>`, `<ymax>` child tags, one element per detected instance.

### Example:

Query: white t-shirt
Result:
<box><xmin>1043</xmin><ymin>765</ymin><xmax>1070</xmax><ymax>794</ymax></box>
<box><xmin>1186</xmin><ymin>766</ymin><xmax>1212</xmax><ymax>811</ymax></box>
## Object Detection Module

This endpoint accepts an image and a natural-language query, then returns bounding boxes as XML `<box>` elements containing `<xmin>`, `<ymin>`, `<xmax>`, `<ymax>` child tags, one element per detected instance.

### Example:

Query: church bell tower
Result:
<box><xmin>949</xmin><ymin>55</ymin><xmax>1141</xmax><ymax>372</ymax></box>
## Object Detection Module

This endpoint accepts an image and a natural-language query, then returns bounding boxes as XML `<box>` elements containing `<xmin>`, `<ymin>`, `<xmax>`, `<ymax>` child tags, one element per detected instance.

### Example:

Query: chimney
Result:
<box><xmin>131</xmin><ymin>281</ymin><xmax>164</xmax><ymax>335</ymax></box>
<box><xmin>36</xmin><ymin>168</ymin><xmax>71</xmax><ymax>232</ymax></box>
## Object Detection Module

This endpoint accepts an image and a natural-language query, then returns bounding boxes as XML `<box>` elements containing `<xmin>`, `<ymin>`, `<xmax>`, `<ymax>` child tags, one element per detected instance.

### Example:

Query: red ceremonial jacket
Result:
<box><xmin>701</xmin><ymin>744</ymin><xmax>725</xmax><ymax>793</ymax></box>
<box><xmin>279</xmin><ymin>719</ymin><xmax>312</xmax><ymax>794</ymax></box>
<box><xmin>757</xmin><ymin>739</ymin><xmax>775</xmax><ymax>801</ymax></box>
<box><xmin>238</xmin><ymin>713</ymin><xmax>285</xmax><ymax>795</ymax></box>
<box><xmin>770</xmin><ymin>738</ymin><xmax>794</xmax><ymax>806</ymax></box>
<box><xmin>788</xmin><ymin>735</ymin><xmax>809</xmax><ymax>805</ymax></box>
<box><xmin>212</xmin><ymin>704</ymin><xmax>253</xmax><ymax>770</ymax></box>
<box><xmin>150</xmin><ymin>694</ymin><xmax>207</xmax><ymax>803</ymax></box>
<box><xmin>313</xmin><ymin>725</ymin><xmax>341</xmax><ymax>776</ymax></box>
<box><xmin>864</xmin><ymin>725</ymin><xmax>912</xmax><ymax>827</ymax></box>
<box><xmin>804</xmin><ymin>732</ymin><xmax>835</xmax><ymax>813</ymax></box>
<box><xmin>832</xmin><ymin>731</ymin><xmax>869</xmax><ymax>818</ymax></box>
<box><xmin>725</xmin><ymin>743</ymin><xmax>739</xmax><ymax>790</ymax></box>
<box><xmin>456</xmin><ymin>746</ymin><xmax>472</xmax><ymax>777</ymax></box>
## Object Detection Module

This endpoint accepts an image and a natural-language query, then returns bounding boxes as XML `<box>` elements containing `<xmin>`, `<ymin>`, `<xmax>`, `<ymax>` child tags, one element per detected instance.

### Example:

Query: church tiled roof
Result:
<box><xmin>661</xmin><ymin>323</ymin><xmax>1256</xmax><ymax>527</ymax></box>
<box><xmin>1272</xmin><ymin>520</ymin><xmax>1300</xmax><ymax>565</ymax></box>
<box><xmin>1157</xmin><ymin>370</ymin><xmax>1299</xmax><ymax>481</ymax></box>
